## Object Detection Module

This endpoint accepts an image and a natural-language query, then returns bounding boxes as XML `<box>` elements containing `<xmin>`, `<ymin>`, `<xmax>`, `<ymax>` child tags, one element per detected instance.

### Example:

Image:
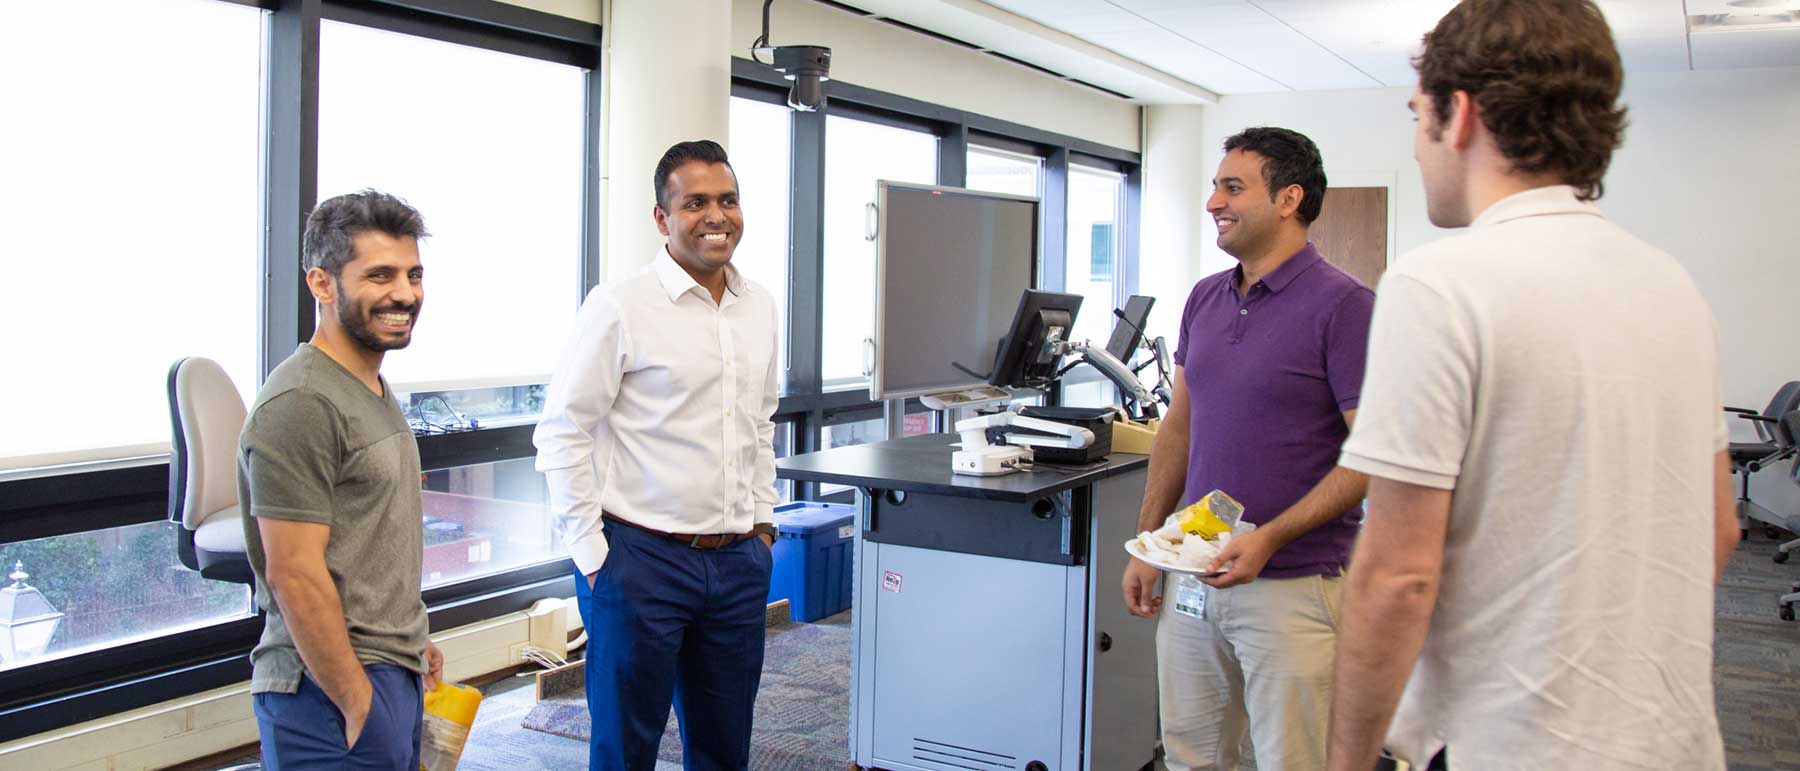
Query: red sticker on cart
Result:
<box><xmin>882</xmin><ymin>570</ymin><xmax>903</xmax><ymax>593</ymax></box>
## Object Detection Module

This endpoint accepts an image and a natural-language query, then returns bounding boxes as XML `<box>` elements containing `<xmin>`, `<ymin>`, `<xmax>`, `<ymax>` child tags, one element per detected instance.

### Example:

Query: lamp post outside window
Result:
<box><xmin>0</xmin><ymin>561</ymin><xmax>64</xmax><ymax>663</ymax></box>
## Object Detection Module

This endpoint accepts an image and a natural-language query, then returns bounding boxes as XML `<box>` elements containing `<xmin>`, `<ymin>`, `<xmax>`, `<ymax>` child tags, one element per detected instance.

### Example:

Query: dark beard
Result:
<box><xmin>336</xmin><ymin>283</ymin><xmax>415</xmax><ymax>352</ymax></box>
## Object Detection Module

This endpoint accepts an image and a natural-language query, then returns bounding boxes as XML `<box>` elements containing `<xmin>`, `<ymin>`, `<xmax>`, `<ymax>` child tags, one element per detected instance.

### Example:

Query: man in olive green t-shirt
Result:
<box><xmin>239</xmin><ymin>190</ymin><xmax>442</xmax><ymax>770</ymax></box>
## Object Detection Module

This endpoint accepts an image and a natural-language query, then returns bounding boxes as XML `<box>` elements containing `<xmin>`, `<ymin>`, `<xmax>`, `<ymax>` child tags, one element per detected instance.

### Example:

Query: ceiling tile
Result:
<box><xmin>1081</xmin><ymin>26</ymin><xmax>1288</xmax><ymax>92</ymax></box>
<box><xmin>982</xmin><ymin>0</ymin><xmax>1116</xmax><ymax>17</ymax></box>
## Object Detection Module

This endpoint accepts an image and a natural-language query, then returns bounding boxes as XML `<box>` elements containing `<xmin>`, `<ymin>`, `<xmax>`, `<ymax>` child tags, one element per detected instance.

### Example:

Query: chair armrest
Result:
<box><xmin>1734</xmin><ymin>412</ymin><xmax>1778</xmax><ymax>442</ymax></box>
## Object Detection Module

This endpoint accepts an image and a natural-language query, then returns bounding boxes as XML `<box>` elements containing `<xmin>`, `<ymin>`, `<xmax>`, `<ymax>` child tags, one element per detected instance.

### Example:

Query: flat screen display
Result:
<box><xmin>871</xmin><ymin>182</ymin><xmax>1039</xmax><ymax>400</ymax></box>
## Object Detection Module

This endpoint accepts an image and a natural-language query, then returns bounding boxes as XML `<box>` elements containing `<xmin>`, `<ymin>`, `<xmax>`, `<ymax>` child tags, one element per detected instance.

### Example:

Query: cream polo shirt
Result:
<box><xmin>1340</xmin><ymin>186</ymin><xmax>1728</xmax><ymax>770</ymax></box>
<box><xmin>534</xmin><ymin>248</ymin><xmax>780</xmax><ymax>575</ymax></box>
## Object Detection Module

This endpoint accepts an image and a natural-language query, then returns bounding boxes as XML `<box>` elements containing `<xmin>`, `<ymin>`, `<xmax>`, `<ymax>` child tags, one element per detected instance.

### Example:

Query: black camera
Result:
<box><xmin>771</xmin><ymin>45</ymin><xmax>831</xmax><ymax>112</ymax></box>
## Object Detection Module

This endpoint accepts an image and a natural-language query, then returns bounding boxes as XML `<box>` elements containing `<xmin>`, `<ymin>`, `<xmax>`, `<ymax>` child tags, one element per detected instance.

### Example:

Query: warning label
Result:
<box><xmin>882</xmin><ymin>570</ymin><xmax>903</xmax><ymax>593</ymax></box>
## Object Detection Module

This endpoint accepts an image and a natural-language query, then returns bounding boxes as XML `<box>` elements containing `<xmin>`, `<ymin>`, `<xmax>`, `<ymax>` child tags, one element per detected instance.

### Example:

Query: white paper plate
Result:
<box><xmin>1124</xmin><ymin>538</ymin><xmax>1225</xmax><ymax>577</ymax></box>
<box><xmin>1122</xmin><ymin>521</ymin><xmax>1256</xmax><ymax>577</ymax></box>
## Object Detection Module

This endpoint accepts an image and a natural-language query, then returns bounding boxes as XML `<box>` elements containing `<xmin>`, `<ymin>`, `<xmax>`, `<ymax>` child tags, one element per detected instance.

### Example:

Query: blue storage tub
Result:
<box><xmin>766</xmin><ymin>501</ymin><xmax>856</xmax><ymax>622</ymax></box>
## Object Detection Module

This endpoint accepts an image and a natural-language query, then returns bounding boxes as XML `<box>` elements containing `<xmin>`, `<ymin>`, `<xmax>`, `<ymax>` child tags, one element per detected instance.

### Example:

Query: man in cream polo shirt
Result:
<box><xmin>534</xmin><ymin>140</ymin><xmax>780</xmax><ymax>770</ymax></box>
<box><xmin>1324</xmin><ymin>2</ymin><xmax>1734</xmax><ymax>770</ymax></box>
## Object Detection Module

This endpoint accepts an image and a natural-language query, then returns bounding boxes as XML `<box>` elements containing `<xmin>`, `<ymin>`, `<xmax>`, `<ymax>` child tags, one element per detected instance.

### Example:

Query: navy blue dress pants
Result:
<box><xmin>253</xmin><ymin>663</ymin><xmax>422</xmax><ymax>770</ymax></box>
<box><xmin>573</xmin><ymin>519</ymin><xmax>772</xmax><ymax>771</ymax></box>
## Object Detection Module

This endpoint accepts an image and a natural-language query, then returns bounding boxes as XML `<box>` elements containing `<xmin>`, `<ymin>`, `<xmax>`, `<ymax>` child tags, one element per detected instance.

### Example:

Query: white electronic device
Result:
<box><xmin>950</xmin><ymin>410</ymin><xmax>1096</xmax><ymax>477</ymax></box>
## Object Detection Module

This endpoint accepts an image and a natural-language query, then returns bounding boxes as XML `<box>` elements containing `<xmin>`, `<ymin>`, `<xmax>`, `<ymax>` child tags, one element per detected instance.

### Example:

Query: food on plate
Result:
<box><xmin>1130</xmin><ymin>489</ymin><xmax>1249</xmax><ymax>571</ymax></box>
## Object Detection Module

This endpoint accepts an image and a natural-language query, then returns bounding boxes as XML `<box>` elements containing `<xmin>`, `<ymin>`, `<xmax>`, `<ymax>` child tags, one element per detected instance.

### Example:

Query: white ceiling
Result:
<box><xmin>829</xmin><ymin>0</ymin><xmax>1800</xmax><ymax>102</ymax></box>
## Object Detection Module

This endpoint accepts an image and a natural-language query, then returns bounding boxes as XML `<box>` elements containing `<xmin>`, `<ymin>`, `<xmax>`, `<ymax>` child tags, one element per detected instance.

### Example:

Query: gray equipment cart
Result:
<box><xmin>777</xmin><ymin>433</ymin><xmax>1157</xmax><ymax>771</ymax></box>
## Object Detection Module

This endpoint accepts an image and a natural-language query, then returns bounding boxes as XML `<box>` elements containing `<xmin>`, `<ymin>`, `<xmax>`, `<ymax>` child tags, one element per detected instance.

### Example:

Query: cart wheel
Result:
<box><xmin>1781</xmin><ymin>604</ymin><xmax>1795</xmax><ymax>622</ymax></box>
<box><xmin>1777</xmin><ymin>550</ymin><xmax>1791</xmax><ymax>564</ymax></box>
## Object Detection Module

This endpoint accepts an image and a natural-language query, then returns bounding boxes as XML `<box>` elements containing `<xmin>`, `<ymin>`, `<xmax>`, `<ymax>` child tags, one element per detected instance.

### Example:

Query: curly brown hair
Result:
<box><xmin>1414</xmin><ymin>0</ymin><xmax>1628</xmax><ymax>201</ymax></box>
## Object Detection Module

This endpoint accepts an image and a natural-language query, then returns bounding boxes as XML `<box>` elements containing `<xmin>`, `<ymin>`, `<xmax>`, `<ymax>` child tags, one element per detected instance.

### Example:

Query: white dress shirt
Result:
<box><xmin>1339</xmin><ymin>186</ymin><xmax>1728</xmax><ymax>769</ymax></box>
<box><xmin>534</xmin><ymin>248</ymin><xmax>780</xmax><ymax>575</ymax></box>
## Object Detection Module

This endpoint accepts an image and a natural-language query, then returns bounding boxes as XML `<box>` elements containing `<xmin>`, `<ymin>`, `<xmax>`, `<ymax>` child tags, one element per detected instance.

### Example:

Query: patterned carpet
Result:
<box><xmin>515</xmin><ymin>611</ymin><xmax>852</xmax><ymax>770</ymax></box>
<box><xmin>445</xmin><ymin>537</ymin><xmax>1800</xmax><ymax>771</ymax></box>
<box><xmin>1712</xmin><ymin>532</ymin><xmax>1800</xmax><ymax>771</ymax></box>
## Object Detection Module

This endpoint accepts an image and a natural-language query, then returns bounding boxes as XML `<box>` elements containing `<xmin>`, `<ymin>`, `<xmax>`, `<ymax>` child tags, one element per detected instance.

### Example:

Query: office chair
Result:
<box><xmin>1778</xmin><ymin>413</ymin><xmax>1800</xmax><ymax>622</ymax></box>
<box><xmin>166</xmin><ymin>357</ymin><xmax>257</xmax><ymax>586</ymax></box>
<box><xmin>1725</xmin><ymin>380</ymin><xmax>1800</xmax><ymax>539</ymax></box>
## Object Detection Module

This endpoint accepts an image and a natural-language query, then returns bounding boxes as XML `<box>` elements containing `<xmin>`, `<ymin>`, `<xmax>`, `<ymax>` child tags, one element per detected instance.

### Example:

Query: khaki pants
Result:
<box><xmin>1156</xmin><ymin>573</ymin><xmax>1344</xmax><ymax>771</ymax></box>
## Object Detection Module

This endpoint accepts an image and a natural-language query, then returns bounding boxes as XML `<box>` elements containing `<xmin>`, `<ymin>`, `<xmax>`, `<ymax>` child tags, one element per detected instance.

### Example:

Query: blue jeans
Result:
<box><xmin>573</xmin><ymin>520</ymin><xmax>773</xmax><ymax>770</ymax></box>
<box><xmin>253</xmin><ymin>663</ymin><xmax>423</xmax><ymax>770</ymax></box>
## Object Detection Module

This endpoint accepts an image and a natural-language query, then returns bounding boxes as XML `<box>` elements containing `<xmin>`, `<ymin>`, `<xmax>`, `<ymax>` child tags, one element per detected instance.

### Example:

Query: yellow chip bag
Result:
<box><xmin>1176</xmin><ymin>489</ymin><xmax>1244</xmax><ymax>541</ymax></box>
<box><xmin>420</xmin><ymin>679</ymin><xmax>482</xmax><ymax>771</ymax></box>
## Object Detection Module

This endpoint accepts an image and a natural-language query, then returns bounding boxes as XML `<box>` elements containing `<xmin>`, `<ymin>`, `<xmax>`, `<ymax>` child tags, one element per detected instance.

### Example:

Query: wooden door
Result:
<box><xmin>1309</xmin><ymin>186</ymin><xmax>1388</xmax><ymax>290</ymax></box>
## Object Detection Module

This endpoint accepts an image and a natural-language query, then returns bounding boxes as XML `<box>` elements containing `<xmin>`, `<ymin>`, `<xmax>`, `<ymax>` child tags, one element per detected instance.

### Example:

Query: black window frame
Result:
<box><xmin>0</xmin><ymin>17</ymin><xmax>1139</xmax><ymax>743</ymax></box>
<box><xmin>729</xmin><ymin>57</ymin><xmax>1142</xmax><ymax>503</ymax></box>
<box><xmin>0</xmin><ymin>0</ymin><xmax>601</xmax><ymax>743</ymax></box>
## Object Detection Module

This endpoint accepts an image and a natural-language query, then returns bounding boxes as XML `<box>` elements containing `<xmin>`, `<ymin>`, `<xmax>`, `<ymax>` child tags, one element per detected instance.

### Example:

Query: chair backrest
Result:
<box><xmin>167</xmin><ymin>357</ymin><xmax>247</xmax><ymax>531</ymax></box>
<box><xmin>1764</xmin><ymin>381</ymin><xmax>1800</xmax><ymax>422</ymax></box>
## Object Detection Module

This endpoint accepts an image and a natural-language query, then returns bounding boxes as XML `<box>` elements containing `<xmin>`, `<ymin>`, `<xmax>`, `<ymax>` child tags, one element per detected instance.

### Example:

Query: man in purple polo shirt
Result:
<box><xmin>1122</xmin><ymin>126</ymin><xmax>1374</xmax><ymax>770</ymax></box>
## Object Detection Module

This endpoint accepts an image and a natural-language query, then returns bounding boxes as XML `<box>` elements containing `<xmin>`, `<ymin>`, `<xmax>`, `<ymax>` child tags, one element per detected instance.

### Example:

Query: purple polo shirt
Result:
<box><xmin>1174</xmin><ymin>243</ymin><xmax>1374</xmax><ymax>578</ymax></box>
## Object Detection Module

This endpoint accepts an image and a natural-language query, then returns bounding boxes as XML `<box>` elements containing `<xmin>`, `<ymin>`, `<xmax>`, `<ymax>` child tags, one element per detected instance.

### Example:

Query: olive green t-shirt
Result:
<box><xmin>238</xmin><ymin>344</ymin><xmax>427</xmax><ymax>694</ymax></box>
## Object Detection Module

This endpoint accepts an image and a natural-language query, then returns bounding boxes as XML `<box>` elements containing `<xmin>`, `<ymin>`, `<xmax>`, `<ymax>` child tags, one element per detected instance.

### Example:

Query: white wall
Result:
<box><xmin>1145</xmin><ymin>65</ymin><xmax>1800</xmax><ymax>518</ymax></box>
<box><xmin>729</xmin><ymin>0</ymin><xmax>1140</xmax><ymax>152</ymax></box>
<box><xmin>498</xmin><ymin>0</ymin><xmax>599</xmax><ymax>24</ymax></box>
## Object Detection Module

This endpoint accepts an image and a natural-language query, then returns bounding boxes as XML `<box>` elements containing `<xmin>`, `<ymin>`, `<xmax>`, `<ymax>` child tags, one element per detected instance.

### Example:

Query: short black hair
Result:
<box><xmin>653</xmin><ymin>140</ymin><xmax>734</xmax><ymax>210</ymax></box>
<box><xmin>302</xmin><ymin>190</ymin><xmax>429</xmax><ymax>276</ymax></box>
<box><xmin>1221</xmin><ymin>127</ymin><xmax>1328</xmax><ymax>225</ymax></box>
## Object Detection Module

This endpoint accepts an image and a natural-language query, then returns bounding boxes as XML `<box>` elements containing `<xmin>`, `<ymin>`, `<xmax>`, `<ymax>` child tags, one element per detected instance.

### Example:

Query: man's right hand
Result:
<box><xmin>1122</xmin><ymin>558</ymin><xmax>1163</xmax><ymax>618</ymax></box>
<box><xmin>340</xmin><ymin>681</ymin><xmax>373</xmax><ymax>749</ymax></box>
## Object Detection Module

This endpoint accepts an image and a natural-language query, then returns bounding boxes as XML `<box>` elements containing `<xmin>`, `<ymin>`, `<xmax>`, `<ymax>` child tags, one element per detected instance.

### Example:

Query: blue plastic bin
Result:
<box><xmin>766</xmin><ymin>501</ymin><xmax>856</xmax><ymax>622</ymax></box>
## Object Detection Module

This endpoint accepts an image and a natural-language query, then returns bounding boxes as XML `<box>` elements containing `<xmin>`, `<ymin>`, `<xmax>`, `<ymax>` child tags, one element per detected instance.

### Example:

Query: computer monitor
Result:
<box><xmin>870</xmin><ymin>182</ymin><xmax>1039</xmax><ymax>400</ymax></box>
<box><xmin>1104</xmin><ymin>295</ymin><xmax>1155</xmax><ymax>363</ymax></box>
<box><xmin>989</xmin><ymin>289</ymin><xmax>1083</xmax><ymax>390</ymax></box>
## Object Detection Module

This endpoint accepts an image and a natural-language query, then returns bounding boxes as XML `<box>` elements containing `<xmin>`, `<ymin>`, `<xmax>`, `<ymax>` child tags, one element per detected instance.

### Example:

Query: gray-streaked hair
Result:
<box><xmin>302</xmin><ymin>189</ymin><xmax>430</xmax><ymax>275</ymax></box>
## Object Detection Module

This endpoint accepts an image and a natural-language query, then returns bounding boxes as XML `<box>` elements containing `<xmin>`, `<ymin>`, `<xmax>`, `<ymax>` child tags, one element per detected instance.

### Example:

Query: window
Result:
<box><xmin>1065</xmin><ymin>164</ymin><xmax>1126</xmax><ymax>348</ymax></box>
<box><xmin>818</xmin><ymin>414</ymin><xmax>930</xmax><ymax>496</ymax></box>
<box><xmin>0</xmin><ymin>0</ymin><xmax>264</xmax><ymax>471</ymax></box>
<box><xmin>821</xmin><ymin>116</ymin><xmax>937</xmax><ymax>386</ymax></box>
<box><xmin>318</xmin><ymin>20</ymin><xmax>587</xmax><ymax>428</ymax></box>
<box><xmin>419</xmin><ymin>457</ymin><xmax>564</xmax><ymax>588</ymax></box>
<box><xmin>0</xmin><ymin>522</ymin><xmax>252</xmax><ymax>671</ymax></box>
<box><xmin>728</xmin><ymin>97</ymin><xmax>792</xmax><ymax>391</ymax></box>
<box><xmin>772</xmin><ymin>421</ymin><xmax>796</xmax><ymax>503</ymax></box>
<box><xmin>966</xmin><ymin>145</ymin><xmax>1042</xmax><ymax>198</ymax></box>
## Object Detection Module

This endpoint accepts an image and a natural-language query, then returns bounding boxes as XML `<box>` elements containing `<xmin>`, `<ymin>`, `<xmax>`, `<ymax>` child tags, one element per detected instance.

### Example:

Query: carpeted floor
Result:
<box><xmin>510</xmin><ymin>611</ymin><xmax>852</xmax><ymax>770</ymax></box>
<box><xmin>1710</xmin><ymin>532</ymin><xmax>1800</xmax><ymax>771</ymax></box>
<box><xmin>210</xmin><ymin>535</ymin><xmax>1800</xmax><ymax>771</ymax></box>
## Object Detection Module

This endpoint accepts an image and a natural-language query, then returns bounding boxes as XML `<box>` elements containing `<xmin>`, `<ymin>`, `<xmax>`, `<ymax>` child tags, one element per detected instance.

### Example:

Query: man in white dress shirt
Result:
<box><xmin>1324</xmin><ymin>2</ymin><xmax>1734</xmax><ymax>770</ymax></box>
<box><xmin>534</xmin><ymin>139</ymin><xmax>780</xmax><ymax>770</ymax></box>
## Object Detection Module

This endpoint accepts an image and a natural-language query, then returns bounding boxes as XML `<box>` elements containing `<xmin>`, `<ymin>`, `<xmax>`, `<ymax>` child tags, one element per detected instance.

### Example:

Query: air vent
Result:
<box><xmin>910</xmin><ymin>737</ymin><xmax>1019</xmax><ymax>770</ymax></box>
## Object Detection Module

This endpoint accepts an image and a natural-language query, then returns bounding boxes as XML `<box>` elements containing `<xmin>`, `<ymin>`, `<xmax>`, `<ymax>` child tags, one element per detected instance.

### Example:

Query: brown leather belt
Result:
<box><xmin>602</xmin><ymin>512</ymin><xmax>758</xmax><ymax>550</ymax></box>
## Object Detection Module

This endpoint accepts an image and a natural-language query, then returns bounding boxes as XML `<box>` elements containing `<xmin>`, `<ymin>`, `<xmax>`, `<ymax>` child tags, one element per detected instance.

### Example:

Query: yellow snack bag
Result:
<box><xmin>420</xmin><ymin>679</ymin><xmax>482</xmax><ymax>771</ymax></box>
<box><xmin>1176</xmin><ymin>489</ymin><xmax>1244</xmax><ymax>541</ymax></box>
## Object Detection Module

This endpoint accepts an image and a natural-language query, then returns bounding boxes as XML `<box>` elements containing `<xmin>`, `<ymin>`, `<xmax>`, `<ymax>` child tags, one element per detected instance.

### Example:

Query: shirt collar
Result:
<box><xmin>1470</xmin><ymin>184</ymin><xmax>1603</xmax><ymax>229</ymax></box>
<box><xmin>1235</xmin><ymin>242</ymin><xmax>1324</xmax><ymax>295</ymax></box>
<box><xmin>651</xmin><ymin>246</ymin><xmax>745</xmax><ymax>304</ymax></box>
